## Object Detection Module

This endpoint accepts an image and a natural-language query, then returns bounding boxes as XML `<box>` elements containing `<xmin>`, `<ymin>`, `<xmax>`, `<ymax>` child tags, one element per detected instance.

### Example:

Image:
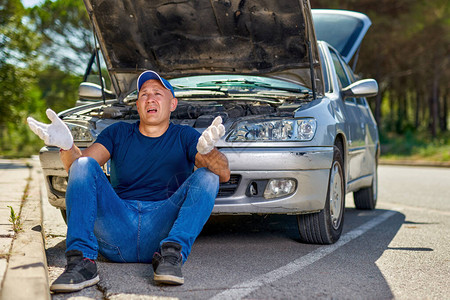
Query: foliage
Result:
<box><xmin>380</xmin><ymin>130</ymin><xmax>450</xmax><ymax>161</ymax></box>
<box><xmin>0</xmin><ymin>0</ymin><xmax>448</xmax><ymax>160</ymax></box>
<box><xmin>0</xmin><ymin>0</ymin><xmax>40</xmax><ymax>63</ymax></box>
<box><xmin>313</xmin><ymin>0</ymin><xmax>449</xmax><ymax>140</ymax></box>
<box><xmin>7</xmin><ymin>205</ymin><xmax>23</xmax><ymax>233</ymax></box>
<box><xmin>1</xmin><ymin>0</ymin><xmax>40</xmax><ymax>125</ymax></box>
<box><xmin>29</xmin><ymin>0</ymin><xmax>93</xmax><ymax>73</ymax></box>
<box><xmin>0</xmin><ymin>0</ymin><xmax>45</xmax><ymax>157</ymax></box>
<box><xmin>37</xmin><ymin>66</ymin><xmax>81</xmax><ymax>112</ymax></box>
<box><xmin>0</xmin><ymin>0</ymin><xmax>91</xmax><ymax>157</ymax></box>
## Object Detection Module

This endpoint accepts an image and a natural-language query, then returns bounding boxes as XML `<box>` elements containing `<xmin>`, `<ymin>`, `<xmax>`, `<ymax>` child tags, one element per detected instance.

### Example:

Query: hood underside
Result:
<box><xmin>84</xmin><ymin>0</ymin><xmax>320</xmax><ymax>97</ymax></box>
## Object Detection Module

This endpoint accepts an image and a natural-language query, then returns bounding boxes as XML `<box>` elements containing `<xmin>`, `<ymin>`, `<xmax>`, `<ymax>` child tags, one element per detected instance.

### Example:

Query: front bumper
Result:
<box><xmin>39</xmin><ymin>146</ymin><xmax>334</xmax><ymax>214</ymax></box>
<box><xmin>214</xmin><ymin>147</ymin><xmax>333</xmax><ymax>214</ymax></box>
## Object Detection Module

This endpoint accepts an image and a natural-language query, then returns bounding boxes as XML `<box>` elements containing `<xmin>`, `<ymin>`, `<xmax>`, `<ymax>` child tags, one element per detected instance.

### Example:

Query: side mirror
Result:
<box><xmin>78</xmin><ymin>82</ymin><xmax>115</xmax><ymax>100</ymax></box>
<box><xmin>342</xmin><ymin>79</ymin><xmax>378</xmax><ymax>98</ymax></box>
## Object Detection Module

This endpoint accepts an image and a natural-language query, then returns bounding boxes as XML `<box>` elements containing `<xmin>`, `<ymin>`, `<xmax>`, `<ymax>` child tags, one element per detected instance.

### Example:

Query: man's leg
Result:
<box><xmin>148</xmin><ymin>167</ymin><xmax>219</xmax><ymax>285</ymax></box>
<box><xmin>65</xmin><ymin>157</ymin><xmax>121</xmax><ymax>259</ymax></box>
<box><xmin>162</xmin><ymin>167</ymin><xmax>219</xmax><ymax>259</ymax></box>
<box><xmin>52</xmin><ymin>157</ymin><xmax>137</xmax><ymax>292</ymax></box>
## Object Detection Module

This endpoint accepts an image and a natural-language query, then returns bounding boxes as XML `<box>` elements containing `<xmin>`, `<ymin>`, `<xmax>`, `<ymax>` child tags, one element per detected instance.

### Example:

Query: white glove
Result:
<box><xmin>197</xmin><ymin>116</ymin><xmax>226</xmax><ymax>155</ymax></box>
<box><xmin>27</xmin><ymin>108</ymin><xmax>73</xmax><ymax>150</ymax></box>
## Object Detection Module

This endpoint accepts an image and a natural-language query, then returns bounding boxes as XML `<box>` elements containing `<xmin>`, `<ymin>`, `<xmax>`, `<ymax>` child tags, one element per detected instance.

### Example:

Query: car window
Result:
<box><xmin>342</xmin><ymin>59</ymin><xmax>356</xmax><ymax>82</ymax></box>
<box><xmin>170</xmin><ymin>75</ymin><xmax>305</xmax><ymax>90</ymax></box>
<box><xmin>330</xmin><ymin>48</ymin><xmax>350</xmax><ymax>88</ymax></box>
<box><xmin>319</xmin><ymin>46</ymin><xmax>331</xmax><ymax>93</ymax></box>
<box><xmin>355</xmin><ymin>97</ymin><xmax>367</xmax><ymax>106</ymax></box>
<box><xmin>341</xmin><ymin>56</ymin><xmax>366</xmax><ymax>106</ymax></box>
<box><xmin>329</xmin><ymin>48</ymin><xmax>356</xmax><ymax>103</ymax></box>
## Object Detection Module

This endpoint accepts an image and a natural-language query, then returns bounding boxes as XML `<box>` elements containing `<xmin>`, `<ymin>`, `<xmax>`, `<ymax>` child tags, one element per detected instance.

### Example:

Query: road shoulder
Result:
<box><xmin>0</xmin><ymin>158</ymin><xmax>50</xmax><ymax>300</ymax></box>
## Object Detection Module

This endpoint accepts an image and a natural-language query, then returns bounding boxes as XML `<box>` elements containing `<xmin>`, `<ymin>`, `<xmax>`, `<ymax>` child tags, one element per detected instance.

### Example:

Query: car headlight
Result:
<box><xmin>227</xmin><ymin>118</ymin><xmax>316</xmax><ymax>142</ymax></box>
<box><xmin>264</xmin><ymin>179</ymin><xmax>296</xmax><ymax>199</ymax></box>
<box><xmin>65</xmin><ymin>121</ymin><xmax>94</xmax><ymax>142</ymax></box>
<box><xmin>51</xmin><ymin>176</ymin><xmax>68</xmax><ymax>193</ymax></box>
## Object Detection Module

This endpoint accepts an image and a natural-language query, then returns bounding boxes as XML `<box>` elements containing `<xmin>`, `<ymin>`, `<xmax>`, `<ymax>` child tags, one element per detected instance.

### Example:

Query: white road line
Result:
<box><xmin>210</xmin><ymin>210</ymin><xmax>397</xmax><ymax>300</ymax></box>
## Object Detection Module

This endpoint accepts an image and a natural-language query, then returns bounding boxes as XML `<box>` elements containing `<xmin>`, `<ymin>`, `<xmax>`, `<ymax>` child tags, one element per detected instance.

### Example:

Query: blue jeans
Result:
<box><xmin>65</xmin><ymin>157</ymin><xmax>218</xmax><ymax>263</ymax></box>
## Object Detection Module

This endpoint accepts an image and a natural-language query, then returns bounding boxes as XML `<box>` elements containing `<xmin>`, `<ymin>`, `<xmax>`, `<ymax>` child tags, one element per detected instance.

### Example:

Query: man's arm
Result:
<box><xmin>194</xmin><ymin>116</ymin><xmax>229</xmax><ymax>182</ymax></box>
<box><xmin>195</xmin><ymin>148</ymin><xmax>230</xmax><ymax>183</ymax></box>
<box><xmin>27</xmin><ymin>108</ymin><xmax>111</xmax><ymax>172</ymax></box>
<box><xmin>60</xmin><ymin>143</ymin><xmax>110</xmax><ymax>173</ymax></box>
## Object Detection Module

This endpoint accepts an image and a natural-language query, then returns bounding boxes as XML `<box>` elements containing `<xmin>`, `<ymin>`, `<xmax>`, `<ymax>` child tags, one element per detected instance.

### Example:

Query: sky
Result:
<box><xmin>21</xmin><ymin>0</ymin><xmax>44</xmax><ymax>8</ymax></box>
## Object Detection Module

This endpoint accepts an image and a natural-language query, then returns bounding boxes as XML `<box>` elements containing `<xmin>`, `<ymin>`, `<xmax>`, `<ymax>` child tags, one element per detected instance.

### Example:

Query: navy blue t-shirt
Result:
<box><xmin>95</xmin><ymin>121</ymin><xmax>200</xmax><ymax>201</ymax></box>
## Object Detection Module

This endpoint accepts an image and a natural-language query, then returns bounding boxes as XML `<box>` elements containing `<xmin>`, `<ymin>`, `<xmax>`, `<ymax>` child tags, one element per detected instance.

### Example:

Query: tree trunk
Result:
<box><xmin>374</xmin><ymin>58</ymin><xmax>383</xmax><ymax>126</ymax></box>
<box><xmin>390</xmin><ymin>89</ymin><xmax>396</xmax><ymax>132</ymax></box>
<box><xmin>421</xmin><ymin>88</ymin><xmax>427</xmax><ymax>130</ymax></box>
<box><xmin>429</xmin><ymin>69</ymin><xmax>440</xmax><ymax>137</ymax></box>
<box><xmin>414</xmin><ymin>90</ymin><xmax>420</xmax><ymax>129</ymax></box>
<box><xmin>375</xmin><ymin>79</ymin><xmax>382</xmax><ymax>126</ymax></box>
<box><xmin>441</xmin><ymin>90</ymin><xmax>448</xmax><ymax>132</ymax></box>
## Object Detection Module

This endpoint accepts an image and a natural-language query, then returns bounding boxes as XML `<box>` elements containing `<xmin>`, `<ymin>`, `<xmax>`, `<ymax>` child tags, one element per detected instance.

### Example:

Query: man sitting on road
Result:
<box><xmin>27</xmin><ymin>70</ymin><xmax>230</xmax><ymax>292</ymax></box>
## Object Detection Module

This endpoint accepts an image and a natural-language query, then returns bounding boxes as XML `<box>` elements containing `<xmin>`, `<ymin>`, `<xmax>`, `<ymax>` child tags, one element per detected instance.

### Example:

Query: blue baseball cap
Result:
<box><xmin>137</xmin><ymin>70</ymin><xmax>175</xmax><ymax>97</ymax></box>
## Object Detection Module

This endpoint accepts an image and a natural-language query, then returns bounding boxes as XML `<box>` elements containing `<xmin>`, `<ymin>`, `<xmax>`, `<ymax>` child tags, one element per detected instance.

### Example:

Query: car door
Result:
<box><xmin>329</xmin><ymin>47</ymin><xmax>366</xmax><ymax>182</ymax></box>
<box><xmin>354</xmin><ymin>96</ymin><xmax>377</xmax><ymax>176</ymax></box>
<box><xmin>340</xmin><ymin>56</ymin><xmax>376</xmax><ymax>177</ymax></box>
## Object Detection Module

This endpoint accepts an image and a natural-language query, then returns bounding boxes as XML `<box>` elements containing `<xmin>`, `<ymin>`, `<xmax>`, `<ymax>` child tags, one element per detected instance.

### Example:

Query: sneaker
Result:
<box><xmin>152</xmin><ymin>242</ymin><xmax>184</xmax><ymax>285</ymax></box>
<box><xmin>50</xmin><ymin>250</ymin><xmax>100</xmax><ymax>293</ymax></box>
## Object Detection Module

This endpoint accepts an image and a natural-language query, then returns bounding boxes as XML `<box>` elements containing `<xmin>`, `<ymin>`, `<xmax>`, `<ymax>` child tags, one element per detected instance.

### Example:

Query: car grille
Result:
<box><xmin>217</xmin><ymin>174</ymin><xmax>241</xmax><ymax>197</ymax></box>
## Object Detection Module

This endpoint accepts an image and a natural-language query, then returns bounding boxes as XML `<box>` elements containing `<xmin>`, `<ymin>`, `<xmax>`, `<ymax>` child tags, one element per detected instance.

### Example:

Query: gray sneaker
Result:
<box><xmin>50</xmin><ymin>250</ymin><xmax>100</xmax><ymax>293</ymax></box>
<box><xmin>152</xmin><ymin>242</ymin><xmax>184</xmax><ymax>285</ymax></box>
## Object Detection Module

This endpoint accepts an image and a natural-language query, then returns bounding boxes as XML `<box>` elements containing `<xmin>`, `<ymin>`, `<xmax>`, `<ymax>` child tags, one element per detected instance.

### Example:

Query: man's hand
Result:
<box><xmin>197</xmin><ymin>116</ymin><xmax>225</xmax><ymax>155</ymax></box>
<box><xmin>27</xmin><ymin>108</ymin><xmax>73</xmax><ymax>150</ymax></box>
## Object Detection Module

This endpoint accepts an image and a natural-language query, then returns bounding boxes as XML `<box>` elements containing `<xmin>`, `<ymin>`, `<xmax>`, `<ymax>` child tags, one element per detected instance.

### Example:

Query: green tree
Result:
<box><xmin>37</xmin><ymin>66</ymin><xmax>81</xmax><ymax>112</ymax></box>
<box><xmin>0</xmin><ymin>0</ymin><xmax>91</xmax><ymax>156</ymax></box>
<box><xmin>313</xmin><ymin>0</ymin><xmax>450</xmax><ymax>140</ymax></box>
<box><xmin>30</xmin><ymin>0</ymin><xmax>108</xmax><ymax>110</ymax></box>
<box><xmin>30</xmin><ymin>0</ymin><xmax>93</xmax><ymax>73</ymax></box>
<box><xmin>0</xmin><ymin>0</ymin><xmax>45</xmax><ymax>156</ymax></box>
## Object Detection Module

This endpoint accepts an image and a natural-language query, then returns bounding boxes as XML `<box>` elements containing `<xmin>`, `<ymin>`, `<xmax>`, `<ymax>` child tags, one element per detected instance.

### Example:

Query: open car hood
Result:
<box><xmin>83</xmin><ymin>0</ymin><xmax>322</xmax><ymax>98</ymax></box>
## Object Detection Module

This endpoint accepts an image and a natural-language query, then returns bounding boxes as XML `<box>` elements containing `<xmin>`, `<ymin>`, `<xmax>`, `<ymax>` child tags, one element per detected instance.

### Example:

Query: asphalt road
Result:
<box><xmin>43</xmin><ymin>165</ymin><xmax>450</xmax><ymax>299</ymax></box>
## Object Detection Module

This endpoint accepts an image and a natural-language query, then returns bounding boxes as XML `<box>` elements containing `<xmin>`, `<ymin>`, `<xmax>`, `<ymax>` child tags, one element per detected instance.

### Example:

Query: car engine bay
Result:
<box><xmin>89</xmin><ymin>99</ymin><xmax>305</xmax><ymax>128</ymax></box>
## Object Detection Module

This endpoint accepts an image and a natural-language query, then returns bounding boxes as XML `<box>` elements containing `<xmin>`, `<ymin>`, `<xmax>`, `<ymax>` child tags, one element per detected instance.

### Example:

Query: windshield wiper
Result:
<box><xmin>173</xmin><ymin>84</ymin><xmax>225</xmax><ymax>92</ymax></box>
<box><xmin>172</xmin><ymin>84</ymin><xmax>230</xmax><ymax>96</ymax></box>
<box><xmin>196</xmin><ymin>79</ymin><xmax>308</xmax><ymax>93</ymax></box>
<box><xmin>173</xmin><ymin>82</ymin><xmax>313</xmax><ymax>106</ymax></box>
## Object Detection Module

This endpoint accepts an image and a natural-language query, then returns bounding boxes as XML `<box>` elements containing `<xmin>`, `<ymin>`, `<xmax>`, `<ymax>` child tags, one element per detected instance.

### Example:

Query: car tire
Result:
<box><xmin>297</xmin><ymin>146</ymin><xmax>345</xmax><ymax>244</ymax></box>
<box><xmin>353</xmin><ymin>156</ymin><xmax>378</xmax><ymax>210</ymax></box>
<box><xmin>60</xmin><ymin>208</ymin><xmax>68</xmax><ymax>224</ymax></box>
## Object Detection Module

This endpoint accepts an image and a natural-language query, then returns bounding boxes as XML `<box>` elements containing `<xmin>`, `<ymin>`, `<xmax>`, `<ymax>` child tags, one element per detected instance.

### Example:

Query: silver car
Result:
<box><xmin>39</xmin><ymin>1</ymin><xmax>379</xmax><ymax>244</ymax></box>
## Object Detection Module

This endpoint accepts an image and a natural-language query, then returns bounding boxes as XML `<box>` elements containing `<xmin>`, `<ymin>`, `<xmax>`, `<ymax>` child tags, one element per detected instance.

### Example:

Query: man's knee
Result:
<box><xmin>69</xmin><ymin>157</ymin><xmax>99</xmax><ymax>180</ymax></box>
<box><xmin>194</xmin><ymin>168</ymin><xmax>219</xmax><ymax>196</ymax></box>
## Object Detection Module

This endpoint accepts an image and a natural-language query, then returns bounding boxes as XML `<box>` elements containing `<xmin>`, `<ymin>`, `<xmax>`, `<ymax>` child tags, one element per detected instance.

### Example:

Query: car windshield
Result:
<box><xmin>124</xmin><ymin>75</ymin><xmax>311</xmax><ymax>104</ymax></box>
<box><xmin>171</xmin><ymin>75</ymin><xmax>310</xmax><ymax>94</ymax></box>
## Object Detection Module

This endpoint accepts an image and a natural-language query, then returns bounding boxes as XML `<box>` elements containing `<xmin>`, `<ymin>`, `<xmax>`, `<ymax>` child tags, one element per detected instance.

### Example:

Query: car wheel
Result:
<box><xmin>353</xmin><ymin>156</ymin><xmax>378</xmax><ymax>210</ymax></box>
<box><xmin>60</xmin><ymin>208</ymin><xmax>68</xmax><ymax>224</ymax></box>
<box><xmin>297</xmin><ymin>146</ymin><xmax>345</xmax><ymax>244</ymax></box>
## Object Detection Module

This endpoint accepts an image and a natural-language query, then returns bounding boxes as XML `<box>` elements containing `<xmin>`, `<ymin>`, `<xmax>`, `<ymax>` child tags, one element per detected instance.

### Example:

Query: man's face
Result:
<box><xmin>136</xmin><ymin>79</ymin><xmax>177</xmax><ymax>127</ymax></box>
